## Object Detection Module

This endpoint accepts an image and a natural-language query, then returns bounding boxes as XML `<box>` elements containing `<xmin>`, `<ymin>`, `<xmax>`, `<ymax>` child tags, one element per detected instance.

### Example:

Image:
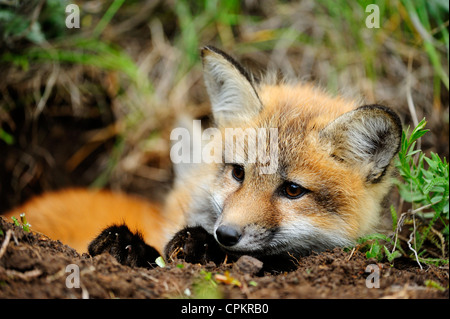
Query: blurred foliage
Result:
<box><xmin>0</xmin><ymin>0</ymin><xmax>68</xmax><ymax>46</ymax></box>
<box><xmin>0</xmin><ymin>0</ymin><xmax>448</xmax><ymax>88</ymax></box>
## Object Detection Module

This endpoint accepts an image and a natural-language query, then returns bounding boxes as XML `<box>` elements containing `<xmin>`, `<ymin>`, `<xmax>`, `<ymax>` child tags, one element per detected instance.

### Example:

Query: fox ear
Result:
<box><xmin>201</xmin><ymin>46</ymin><xmax>262</xmax><ymax>127</ymax></box>
<box><xmin>319</xmin><ymin>105</ymin><xmax>402</xmax><ymax>183</ymax></box>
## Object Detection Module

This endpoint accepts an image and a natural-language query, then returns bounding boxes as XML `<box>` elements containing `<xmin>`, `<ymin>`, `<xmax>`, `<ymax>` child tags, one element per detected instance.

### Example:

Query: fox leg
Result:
<box><xmin>164</xmin><ymin>226</ymin><xmax>227</xmax><ymax>265</ymax></box>
<box><xmin>88</xmin><ymin>224</ymin><xmax>161</xmax><ymax>269</ymax></box>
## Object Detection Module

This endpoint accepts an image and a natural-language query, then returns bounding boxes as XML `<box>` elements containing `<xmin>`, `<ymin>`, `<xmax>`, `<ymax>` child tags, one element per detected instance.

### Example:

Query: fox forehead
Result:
<box><xmin>257</xmin><ymin>83</ymin><xmax>358</xmax><ymax>126</ymax></box>
<box><xmin>238</xmin><ymin>83</ymin><xmax>360</xmax><ymax>156</ymax></box>
<box><xmin>229</xmin><ymin>82</ymin><xmax>362</xmax><ymax>180</ymax></box>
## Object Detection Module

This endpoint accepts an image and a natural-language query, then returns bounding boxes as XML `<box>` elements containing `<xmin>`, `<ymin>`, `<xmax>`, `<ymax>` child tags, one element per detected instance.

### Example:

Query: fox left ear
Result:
<box><xmin>319</xmin><ymin>105</ymin><xmax>402</xmax><ymax>183</ymax></box>
<box><xmin>201</xmin><ymin>46</ymin><xmax>263</xmax><ymax>127</ymax></box>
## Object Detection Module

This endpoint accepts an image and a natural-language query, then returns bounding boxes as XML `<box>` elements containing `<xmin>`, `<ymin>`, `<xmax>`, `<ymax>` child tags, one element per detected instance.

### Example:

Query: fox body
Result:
<box><xmin>4</xmin><ymin>47</ymin><xmax>402</xmax><ymax>267</ymax></box>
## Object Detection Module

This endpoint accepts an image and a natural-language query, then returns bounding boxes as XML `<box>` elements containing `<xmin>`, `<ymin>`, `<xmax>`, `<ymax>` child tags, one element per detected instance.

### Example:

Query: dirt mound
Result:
<box><xmin>0</xmin><ymin>217</ymin><xmax>447</xmax><ymax>300</ymax></box>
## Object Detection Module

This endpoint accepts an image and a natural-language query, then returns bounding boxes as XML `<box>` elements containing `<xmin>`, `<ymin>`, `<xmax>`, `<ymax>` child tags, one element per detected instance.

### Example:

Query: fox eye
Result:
<box><xmin>283</xmin><ymin>182</ymin><xmax>308</xmax><ymax>199</ymax></box>
<box><xmin>231</xmin><ymin>165</ymin><xmax>245</xmax><ymax>182</ymax></box>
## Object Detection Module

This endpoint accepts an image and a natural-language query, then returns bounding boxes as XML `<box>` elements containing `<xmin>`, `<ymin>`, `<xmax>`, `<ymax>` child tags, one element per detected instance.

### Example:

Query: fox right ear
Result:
<box><xmin>201</xmin><ymin>46</ymin><xmax>263</xmax><ymax>127</ymax></box>
<box><xmin>319</xmin><ymin>105</ymin><xmax>402</xmax><ymax>183</ymax></box>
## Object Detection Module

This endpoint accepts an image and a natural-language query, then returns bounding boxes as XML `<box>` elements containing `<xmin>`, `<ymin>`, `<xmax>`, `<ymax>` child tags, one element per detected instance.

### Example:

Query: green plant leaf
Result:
<box><xmin>383</xmin><ymin>246</ymin><xmax>402</xmax><ymax>262</ymax></box>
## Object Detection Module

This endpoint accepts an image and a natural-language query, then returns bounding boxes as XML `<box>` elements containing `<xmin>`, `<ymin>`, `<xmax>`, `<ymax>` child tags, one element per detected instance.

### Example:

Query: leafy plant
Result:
<box><xmin>393</xmin><ymin>118</ymin><xmax>449</xmax><ymax>267</ymax></box>
<box><xmin>357</xmin><ymin>233</ymin><xmax>403</xmax><ymax>262</ymax></box>
<box><xmin>11</xmin><ymin>213</ymin><xmax>31</xmax><ymax>233</ymax></box>
<box><xmin>359</xmin><ymin>119</ymin><xmax>449</xmax><ymax>267</ymax></box>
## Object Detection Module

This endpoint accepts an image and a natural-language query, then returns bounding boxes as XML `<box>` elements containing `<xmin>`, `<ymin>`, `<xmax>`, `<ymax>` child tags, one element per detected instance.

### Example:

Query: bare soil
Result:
<box><xmin>1</xmin><ymin>217</ymin><xmax>448</xmax><ymax>300</ymax></box>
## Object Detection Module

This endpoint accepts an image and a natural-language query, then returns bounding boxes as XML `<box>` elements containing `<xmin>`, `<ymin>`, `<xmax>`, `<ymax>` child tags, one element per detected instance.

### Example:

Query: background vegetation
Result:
<box><xmin>0</xmin><ymin>0</ymin><xmax>448</xmax><ymax>267</ymax></box>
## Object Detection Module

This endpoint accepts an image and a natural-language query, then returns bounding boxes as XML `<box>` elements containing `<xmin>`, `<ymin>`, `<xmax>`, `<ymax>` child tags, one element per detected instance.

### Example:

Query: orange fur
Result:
<box><xmin>5</xmin><ymin>189</ymin><xmax>167</xmax><ymax>254</ymax></box>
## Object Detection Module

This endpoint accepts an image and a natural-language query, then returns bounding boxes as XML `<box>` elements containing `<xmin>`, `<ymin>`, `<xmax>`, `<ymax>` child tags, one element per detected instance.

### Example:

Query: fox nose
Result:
<box><xmin>216</xmin><ymin>225</ymin><xmax>241</xmax><ymax>247</ymax></box>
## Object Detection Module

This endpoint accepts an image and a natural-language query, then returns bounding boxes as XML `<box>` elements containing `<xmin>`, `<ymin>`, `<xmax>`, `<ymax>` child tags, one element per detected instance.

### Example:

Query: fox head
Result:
<box><xmin>194</xmin><ymin>46</ymin><xmax>402</xmax><ymax>258</ymax></box>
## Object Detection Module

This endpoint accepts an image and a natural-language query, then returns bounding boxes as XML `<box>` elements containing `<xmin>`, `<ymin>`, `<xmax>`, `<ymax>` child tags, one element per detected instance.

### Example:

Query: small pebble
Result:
<box><xmin>233</xmin><ymin>255</ymin><xmax>263</xmax><ymax>275</ymax></box>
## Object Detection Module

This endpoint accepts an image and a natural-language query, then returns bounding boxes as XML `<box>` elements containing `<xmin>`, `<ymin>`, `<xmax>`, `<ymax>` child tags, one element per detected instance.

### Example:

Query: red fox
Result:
<box><xmin>4</xmin><ymin>46</ymin><xmax>402</xmax><ymax>269</ymax></box>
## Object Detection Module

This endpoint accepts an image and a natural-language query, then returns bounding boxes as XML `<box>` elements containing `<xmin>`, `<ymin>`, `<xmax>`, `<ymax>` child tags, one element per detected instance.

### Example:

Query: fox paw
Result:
<box><xmin>88</xmin><ymin>224</ymin><xmax>160</xmax><ymax>268</ymax></box>
<box><xmin>164</xmin><ymin>226</ymin><xmax>227</xmax><ymax>265</ymax></box>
